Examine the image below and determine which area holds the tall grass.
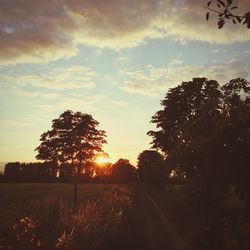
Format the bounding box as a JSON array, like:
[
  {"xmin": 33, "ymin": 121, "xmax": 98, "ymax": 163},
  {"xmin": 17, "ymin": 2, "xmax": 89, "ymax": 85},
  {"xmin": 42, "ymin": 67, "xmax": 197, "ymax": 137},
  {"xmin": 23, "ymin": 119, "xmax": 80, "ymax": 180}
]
[{"xmin": 0, "ymin": 187, "xmax": 133, "ymax": 250}]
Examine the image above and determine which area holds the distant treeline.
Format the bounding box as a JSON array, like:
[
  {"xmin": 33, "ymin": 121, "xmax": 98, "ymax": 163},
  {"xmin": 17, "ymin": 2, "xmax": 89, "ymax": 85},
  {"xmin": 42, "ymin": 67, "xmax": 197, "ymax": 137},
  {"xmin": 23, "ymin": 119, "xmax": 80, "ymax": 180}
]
[
  {"xmin": 0, "ymin": 157, "xmax": 183, "ymax": 185},
  {"xmin": 0, "ymin": 159, "xmax": 141, "ymax": 184}
]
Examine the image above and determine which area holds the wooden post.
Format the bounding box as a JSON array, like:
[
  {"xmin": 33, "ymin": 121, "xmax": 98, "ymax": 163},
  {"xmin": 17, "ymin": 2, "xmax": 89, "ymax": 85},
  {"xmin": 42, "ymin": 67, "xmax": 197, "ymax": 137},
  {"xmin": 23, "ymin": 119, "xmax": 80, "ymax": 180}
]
[{"xmin": 73, "ymin": 165, "xmax": 78, "ymax": 213}]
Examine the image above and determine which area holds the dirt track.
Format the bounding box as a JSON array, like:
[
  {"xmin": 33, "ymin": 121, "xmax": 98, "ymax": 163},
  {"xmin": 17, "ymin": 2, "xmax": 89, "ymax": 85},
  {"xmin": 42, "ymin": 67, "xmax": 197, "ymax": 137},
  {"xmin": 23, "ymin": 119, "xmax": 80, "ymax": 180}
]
[{"xmin": 138, "ymin": 186, "xmax": 192, "ymax": 250}]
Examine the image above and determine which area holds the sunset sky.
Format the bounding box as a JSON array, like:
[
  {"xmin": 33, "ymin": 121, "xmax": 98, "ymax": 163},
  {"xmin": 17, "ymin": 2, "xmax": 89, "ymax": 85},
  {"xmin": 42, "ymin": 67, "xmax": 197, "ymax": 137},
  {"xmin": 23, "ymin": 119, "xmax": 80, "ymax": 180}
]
[{"xmin": 0, "ymin": 0, "xmax": 250, "ymax": 165}]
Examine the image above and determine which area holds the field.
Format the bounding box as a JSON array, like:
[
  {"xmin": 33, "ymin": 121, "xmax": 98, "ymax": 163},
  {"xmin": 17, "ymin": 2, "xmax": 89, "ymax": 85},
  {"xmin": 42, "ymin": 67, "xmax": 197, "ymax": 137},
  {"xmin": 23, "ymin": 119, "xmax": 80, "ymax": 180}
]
[
  {"xmin": 1, "ymin": 183, "xmax": 249, "ymax": 250},
  {"xmin": 0, "ymin": 183, "xmax": 135, "ymax": 250},
  {"xmin": 0, "ymin": 183, "xmax": 211, "ymax": 250},
  {"xmin": 0, "ymin": 183, "xmax": 113, "ymax": 206}
]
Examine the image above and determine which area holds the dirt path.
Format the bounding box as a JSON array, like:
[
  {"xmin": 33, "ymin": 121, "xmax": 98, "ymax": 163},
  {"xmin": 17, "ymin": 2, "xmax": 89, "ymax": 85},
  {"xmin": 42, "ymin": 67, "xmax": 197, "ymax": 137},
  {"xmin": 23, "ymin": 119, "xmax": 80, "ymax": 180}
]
[{"xmin": 139, "ymin": 186, "xmax": 191, "ymax": 250}]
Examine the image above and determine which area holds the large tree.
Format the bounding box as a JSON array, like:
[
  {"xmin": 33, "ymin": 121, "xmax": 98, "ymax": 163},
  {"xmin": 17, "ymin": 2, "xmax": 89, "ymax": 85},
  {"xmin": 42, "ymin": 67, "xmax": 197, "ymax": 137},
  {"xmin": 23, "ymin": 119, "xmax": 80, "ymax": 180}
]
[
  {"xmin": 148, "ymin": 78, "xmax": 250, "ymax": 204},
  {"xmin": 35, "ymin": 110, "xmax": 106, "ymax": 210}
]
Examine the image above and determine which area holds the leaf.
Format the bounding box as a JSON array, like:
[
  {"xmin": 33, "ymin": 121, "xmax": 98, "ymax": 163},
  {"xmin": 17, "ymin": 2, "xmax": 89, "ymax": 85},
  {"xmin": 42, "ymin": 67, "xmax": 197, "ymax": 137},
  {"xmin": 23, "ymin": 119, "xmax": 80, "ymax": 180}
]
[
  {"xmin": 206, "ymin": 12, "xmax": 210, "ymax": 21},
  {"xmin": 227, "ymin": 0, "xmax": 233, "ymax": 6},
  {"xmin": 207, "ymin": 1, "xmax": 212, "ymax": 7},
  {"xmin": 230, "ymin": 6, "xmax": 238, "ymax": 10},
  {"xmin": 217, "ymin": 0, "xmax": 225, "ymax": 7},
  {"xmin": 218, "ymin": 19, "xmax": 225, "ymax": 29},
  {"xmin": 235, "ymin": 16, "xmax": 241, "ymax": 23},
  {"xmin": 245, "ymin": 12, "xmax": 250, "ymax": 28}
]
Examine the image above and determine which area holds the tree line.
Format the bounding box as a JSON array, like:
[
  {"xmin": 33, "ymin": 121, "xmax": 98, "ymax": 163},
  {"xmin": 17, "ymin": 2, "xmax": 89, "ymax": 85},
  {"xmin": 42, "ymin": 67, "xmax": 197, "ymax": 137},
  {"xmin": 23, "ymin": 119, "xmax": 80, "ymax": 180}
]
[{"xmin": 1, "ymin": 158, "xmax": 137, "ymax": 184}]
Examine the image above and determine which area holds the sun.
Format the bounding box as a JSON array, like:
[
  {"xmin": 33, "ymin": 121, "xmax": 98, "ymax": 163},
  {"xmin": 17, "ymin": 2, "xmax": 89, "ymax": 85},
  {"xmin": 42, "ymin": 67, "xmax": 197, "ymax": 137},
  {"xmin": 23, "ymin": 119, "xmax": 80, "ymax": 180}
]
[
  {"xmin": 95, "ymin": 156, "xmax": 110, "ymax": 164},
  {"xmin": 94, "ymin": 153, "xmax": 111, "ymax": 166}
]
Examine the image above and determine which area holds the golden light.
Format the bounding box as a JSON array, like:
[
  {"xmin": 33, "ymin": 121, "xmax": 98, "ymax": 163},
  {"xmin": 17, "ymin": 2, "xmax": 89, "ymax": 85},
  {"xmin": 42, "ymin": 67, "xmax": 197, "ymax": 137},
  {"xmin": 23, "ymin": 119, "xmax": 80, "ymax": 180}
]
[
  {"xmin": 94, "ymin": 153, "xmax": 111, "ymax": 166},
  {"xmin": 95, "ymin": 156, "xmax": 110, "ymax": 164}
]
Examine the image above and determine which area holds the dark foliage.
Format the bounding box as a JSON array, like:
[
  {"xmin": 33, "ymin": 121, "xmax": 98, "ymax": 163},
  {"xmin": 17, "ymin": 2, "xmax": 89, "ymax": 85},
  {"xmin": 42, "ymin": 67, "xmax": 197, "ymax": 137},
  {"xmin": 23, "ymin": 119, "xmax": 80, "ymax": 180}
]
[
  {"xmin": 4, "ymin": 162, "xmax": 58, "ymax": 182},
  {"xmin": 35, "ymin": 110, "xmax": 106, "ymax": 210},
  {"xmin": 109, "ymin": 159, "xmax": 136, "ymax": 183},
  {"xmin": 148, "ymin": 77, "xmax": 250, "ymax": 207},
  {"xmin": 205, "ymin": 0, "xmax": 250, "ymax": 28},
  {"xmin": 137, "ymin": 150, "xmax": 165, "ymax": 186}
]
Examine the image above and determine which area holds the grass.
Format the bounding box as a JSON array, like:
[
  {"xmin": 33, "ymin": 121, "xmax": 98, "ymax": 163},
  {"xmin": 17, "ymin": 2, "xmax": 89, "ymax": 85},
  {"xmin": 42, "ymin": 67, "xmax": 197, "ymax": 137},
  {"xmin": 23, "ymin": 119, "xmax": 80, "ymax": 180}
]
[
  {"xmin": 0, "ymin": 183, "xmax": 134, "ymax": 250},
  {"xmin": 0, "ymin": 183, "xmax": 111, "ymax": 205}
]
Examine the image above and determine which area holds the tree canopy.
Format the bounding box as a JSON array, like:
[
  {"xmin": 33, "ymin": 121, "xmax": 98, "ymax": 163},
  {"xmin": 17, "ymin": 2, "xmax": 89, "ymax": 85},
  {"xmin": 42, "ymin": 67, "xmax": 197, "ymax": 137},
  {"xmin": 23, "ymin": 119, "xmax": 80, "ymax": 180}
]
[
  {"xmin": 137, "ymin": 150, "xmax": 165, "ymax": 185},
  {"xmin": 35, "ymin": 110, "xmax": 106, "ymax": 165},
  {"xmin": 148, "ymin": 78, "xmax": 250, "ymax": 204},
  {"xmin": 35, "ymin": 110, "xmax": 107, "ymax": 209},
  {"xmin": 110, "ymin": 159, "xmax": 136, "ymax": 183}
]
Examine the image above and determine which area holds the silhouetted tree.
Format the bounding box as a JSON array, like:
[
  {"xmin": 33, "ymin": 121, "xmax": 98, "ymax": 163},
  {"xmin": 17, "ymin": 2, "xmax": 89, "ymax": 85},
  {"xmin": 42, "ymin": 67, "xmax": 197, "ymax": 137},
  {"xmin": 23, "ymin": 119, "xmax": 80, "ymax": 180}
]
[
  {"xmin": 137, "ymin": 150, "xmax": 165, "ymax": 186},
  {"xmin": 35, "ymin": 110, "xmax": 106, "ymax": 210},
  {"xmin": 148, "ymin": 77, "xmax": 250, "ymax": 203},
  {"xmin": 221, "ymin": 78, "xmax": 250, "ymax": 215},
  {"xmin": 110, "ymin": 159, "xmax": 136, "ymax": 183},
  {"xmin": 205, "ymin": 0, "xmax": 250, "ymax": 28}
]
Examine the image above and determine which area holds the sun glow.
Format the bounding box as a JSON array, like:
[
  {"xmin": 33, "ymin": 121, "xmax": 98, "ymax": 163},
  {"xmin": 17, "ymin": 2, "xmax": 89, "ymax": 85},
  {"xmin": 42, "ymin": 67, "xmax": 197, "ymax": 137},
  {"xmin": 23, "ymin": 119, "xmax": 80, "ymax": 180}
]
[
  {"xmin": 94, "ymin": 153, "xmax": 111, "ymax": 166},
  {"xmin": 95, "ymin": 156, "xmax": 110, "ymax": 164}
]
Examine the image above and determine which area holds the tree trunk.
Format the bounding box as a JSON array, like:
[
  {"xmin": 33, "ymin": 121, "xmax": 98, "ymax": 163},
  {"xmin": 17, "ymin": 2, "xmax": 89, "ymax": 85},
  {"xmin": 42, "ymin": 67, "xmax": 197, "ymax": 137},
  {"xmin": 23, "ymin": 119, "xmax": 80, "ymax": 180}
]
[{"xmin": 73, "ymin": 165, "xmax": 78, "ymax": 213}]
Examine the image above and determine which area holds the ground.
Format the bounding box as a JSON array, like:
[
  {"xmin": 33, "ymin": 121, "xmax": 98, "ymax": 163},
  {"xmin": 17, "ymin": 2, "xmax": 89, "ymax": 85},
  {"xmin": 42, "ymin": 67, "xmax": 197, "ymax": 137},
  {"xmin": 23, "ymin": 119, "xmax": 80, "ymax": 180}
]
[
  {"xmin": 0, "ymin": 183, "xmax": 193, "ymax": 249},
  {"xmin": 0, "ymin": 183, "xmax": 247, "ymax": 250}
]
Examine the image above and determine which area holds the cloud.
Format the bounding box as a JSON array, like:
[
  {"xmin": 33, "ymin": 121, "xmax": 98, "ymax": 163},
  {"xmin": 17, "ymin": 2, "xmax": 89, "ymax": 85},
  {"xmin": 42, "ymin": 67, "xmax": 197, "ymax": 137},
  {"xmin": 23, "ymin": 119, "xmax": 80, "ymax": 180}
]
[
  {"xmin": 155, "ymin": 0, "xmax": 250, "ymax": 44},
  {"xmin": 169, "ymin": 58, "xmax": 184, "ymax": 66},
  {"xmin": 120, "ymin": 66, "xmax": 169, "ymax": 97},
  {"xmin": 211, "ymin": 48, "xmax": 227, "ymax": 53},
  {"xmin": 32, "ymin": 93, "xmax": 107, "ymax": 116},
  {"xmin": 2, "ymin": 65, "xmax": 96, "ymax": 90},
  {"xmin": 0, "ymin": 0, "xmax": 249, "ymax": 65},
  {"xmin": 120, "ymin": 55, "xmax": 250, "ymax": 96},
  {"xmin": 13, "ymin": 89, "xmax": 61, "ymax": 99},
  {"xmin": 116, "ymin": 56, "xmax": 128, "ymax": 62}
]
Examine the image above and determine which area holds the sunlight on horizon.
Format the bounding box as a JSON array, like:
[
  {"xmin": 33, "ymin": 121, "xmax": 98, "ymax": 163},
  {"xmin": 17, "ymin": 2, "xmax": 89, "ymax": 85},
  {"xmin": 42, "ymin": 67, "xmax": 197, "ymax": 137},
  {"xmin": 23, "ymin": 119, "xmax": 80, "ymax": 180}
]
[{"xmin": 94, "ymin": 153, "xmax": 112, "ymax": 166}]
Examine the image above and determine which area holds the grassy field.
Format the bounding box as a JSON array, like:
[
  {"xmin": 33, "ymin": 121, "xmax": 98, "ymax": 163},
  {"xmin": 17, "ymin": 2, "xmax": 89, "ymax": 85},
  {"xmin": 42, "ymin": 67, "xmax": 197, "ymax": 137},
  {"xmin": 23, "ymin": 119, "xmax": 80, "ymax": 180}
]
[
  {"xmin": 1, "ymin": 183, "xmax": 248, "ymax": 250},
  {"xmin": 0, "ymin": 183, "xmax": 134, "ymax": 250},
  {"xmin": 0, "ymin": 183, "xmax": 113, "ymax": 206}
]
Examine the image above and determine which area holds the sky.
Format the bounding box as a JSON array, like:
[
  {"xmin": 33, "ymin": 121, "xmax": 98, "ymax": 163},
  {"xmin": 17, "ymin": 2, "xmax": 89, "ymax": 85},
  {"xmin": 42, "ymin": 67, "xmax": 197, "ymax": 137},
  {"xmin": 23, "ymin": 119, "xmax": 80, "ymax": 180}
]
[{"xmin": 0, "ymin": 0, "xmax": 250, "ymax": 166}]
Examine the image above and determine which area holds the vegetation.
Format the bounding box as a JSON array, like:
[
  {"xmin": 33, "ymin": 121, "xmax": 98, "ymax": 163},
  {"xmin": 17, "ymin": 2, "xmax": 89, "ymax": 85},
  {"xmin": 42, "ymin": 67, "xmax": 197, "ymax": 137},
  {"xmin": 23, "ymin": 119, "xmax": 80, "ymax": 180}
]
[
  {"xmin": 137, "ymin": 150, "xmax": 165, "ymax": 185},
  {"xmin": 0, "ymin": 183, "xmax": 133, "ymax": 250},
  {"xmin": 35, "ymin": 110, "xmax": 106, "ymax": 210},
  {"xmin": 109, "ymin": 159, "xmax": 136, "ymax": 184},
  {"xmin": 148, "ymin": 77, "xmax": 250, "ymax": 207},
  {"xmin": 205, "ymin": 0, "xmax": 250, "ymax": 28}
]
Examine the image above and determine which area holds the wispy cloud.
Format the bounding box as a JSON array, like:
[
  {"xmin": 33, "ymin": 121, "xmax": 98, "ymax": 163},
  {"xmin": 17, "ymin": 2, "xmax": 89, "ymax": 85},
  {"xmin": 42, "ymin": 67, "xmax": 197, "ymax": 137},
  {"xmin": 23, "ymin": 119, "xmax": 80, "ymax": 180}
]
[
  {"xmin": 2, "ymin": 65, "xmax": 96, "ymax": 90},
  {"xmin": 120, "ymin": 55, "xmax": 250, "ymax": 96},
  {"xmin": 33, "ymin": 92, "xmax": 106, "ymax": 110},
  {"xmin": 0, "ymin": 0, "xmax": 249, "ymax": 65},
  {"xmin": 120, "ymin": 66, "xmax": 169, "ymax": 97},
  {"xmin": 211, "ymin": 48, "xmax": 227, "ymax": 53},
  {"xmin": 116, "ymin": 56, "xmax": 128, "ymax": 62}
]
